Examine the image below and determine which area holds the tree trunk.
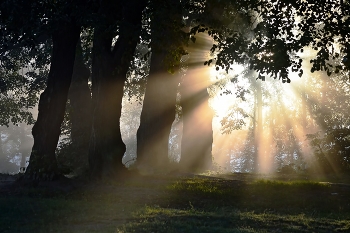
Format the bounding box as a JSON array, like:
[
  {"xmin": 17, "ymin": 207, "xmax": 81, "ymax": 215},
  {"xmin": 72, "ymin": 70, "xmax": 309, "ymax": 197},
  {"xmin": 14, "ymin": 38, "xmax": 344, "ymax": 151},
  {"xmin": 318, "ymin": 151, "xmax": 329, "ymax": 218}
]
[
  {"xmin": 136, "ymin": 0, "xmax": 183, "ymax": 171},
  {"xmin": 67, "ymin": 39, "xmax": 92, "ymax": 173},
  {"xmin": 89, "ymin": 0, "xmax": 146, "ymax": 178},
  {"xmin": 25, "ymin": 24, "xmax": 80, "ymax": 180},
  {"xmin": 254, "ymin": 78, "xmax": 262, "ymax": 173},
  {"xmin": 179, "ymin": 32, "xmax": 214, "ymax": 172},
  {"xmin": 137, "ymin": 52, "xmax": 180, "ymax": 170}
]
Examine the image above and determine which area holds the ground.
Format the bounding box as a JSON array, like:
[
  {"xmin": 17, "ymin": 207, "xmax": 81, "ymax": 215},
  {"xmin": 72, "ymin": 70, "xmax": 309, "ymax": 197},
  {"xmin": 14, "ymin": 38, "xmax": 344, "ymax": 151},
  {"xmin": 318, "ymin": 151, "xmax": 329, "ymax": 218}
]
[{"xmin": 0, "ymin": 172, "xmax": 350, "ymax": 232}]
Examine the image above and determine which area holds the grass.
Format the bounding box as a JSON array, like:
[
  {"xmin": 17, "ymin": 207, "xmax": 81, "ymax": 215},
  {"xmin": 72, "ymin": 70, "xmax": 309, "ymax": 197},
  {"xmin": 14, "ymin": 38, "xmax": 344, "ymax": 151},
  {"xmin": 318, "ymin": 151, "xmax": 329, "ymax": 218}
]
[{"xmin": 0, "ymin": 173, "xmax": 349, "ymax": 232}]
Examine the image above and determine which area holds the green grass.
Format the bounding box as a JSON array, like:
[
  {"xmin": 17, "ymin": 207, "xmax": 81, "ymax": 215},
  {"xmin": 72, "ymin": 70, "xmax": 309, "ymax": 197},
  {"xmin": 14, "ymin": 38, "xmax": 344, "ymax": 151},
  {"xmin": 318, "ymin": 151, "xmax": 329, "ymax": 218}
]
[
  {"xmin": 118, "ymin": 206, "xmax": 350, "ymax": 233},
  {"xmin": 1, "ymin": 174, "xmax": 349, "ymax": 232}
]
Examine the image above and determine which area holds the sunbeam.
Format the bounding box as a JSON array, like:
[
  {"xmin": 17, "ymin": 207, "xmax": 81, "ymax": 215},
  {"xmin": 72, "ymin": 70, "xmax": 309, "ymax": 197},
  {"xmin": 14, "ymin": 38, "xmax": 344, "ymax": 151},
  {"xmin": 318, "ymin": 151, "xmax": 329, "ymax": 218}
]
[{"xmin": 206, "ymin": 50, "xmax": 350, "ymax": 174}]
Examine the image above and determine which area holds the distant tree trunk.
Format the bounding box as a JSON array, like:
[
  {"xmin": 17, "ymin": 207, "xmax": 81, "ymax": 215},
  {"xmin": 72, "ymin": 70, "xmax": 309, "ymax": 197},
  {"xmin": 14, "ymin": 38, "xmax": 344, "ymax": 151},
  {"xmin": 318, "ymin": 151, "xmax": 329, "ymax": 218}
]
[
  {"xmin": 18, "ymin": 126, "xmax": 29, "ymax": 172},
  {"xmin": 179, "ymin": 32, "xmax": 214, "ymax": 172},
  {"xmin": 89, "ymin": 0, "xmax": 146, "ymax": 178},
  {"xmin": 25, "ymin": 23, "xmax": 80, "ymax": 180},
  {"xmin": 301, "ymin": 82, "xmax": 307, "ymax": 132},
  {"xmin": 252, "ymin": 82, "xmax": 257, "ymax": 172},
  {"xmin": 0, "ymin": 130, "xmax": 4, "ymax": 172},
  {"xmin": 254, "ymin": 78, "xmax": 262, "ymax": 172},
  {"xmin": 298, "ymin": 78, "xmax": 308, "ymax": 161},
  {"xmin": 67, "ymin": 39, "xmax": 92, "ymax": 172},
  {"xmin": 136, "ymin": 0, "xmax": 183, "ymax": 171}
]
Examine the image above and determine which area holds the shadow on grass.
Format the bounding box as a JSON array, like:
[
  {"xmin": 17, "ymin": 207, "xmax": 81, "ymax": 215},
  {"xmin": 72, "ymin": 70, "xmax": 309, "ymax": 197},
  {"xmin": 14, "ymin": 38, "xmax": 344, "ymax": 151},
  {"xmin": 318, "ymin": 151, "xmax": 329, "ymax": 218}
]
[{"xmin": 0, "ymin": 177, "xmax": 154, "ymax": 233}]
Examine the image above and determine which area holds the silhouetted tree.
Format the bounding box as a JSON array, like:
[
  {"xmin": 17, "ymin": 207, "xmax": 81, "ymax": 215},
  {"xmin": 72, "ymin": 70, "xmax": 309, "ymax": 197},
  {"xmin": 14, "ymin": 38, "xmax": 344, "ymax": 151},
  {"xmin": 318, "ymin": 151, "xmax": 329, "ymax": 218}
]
[
  {"xmin": 179, "ymin": 32, "xmax": 214, "ymax": 172},
  {"xmin": 88, "ymin": 0, "xmax": 147, "ymax": 178},
  {"xmin": 137, "ymin": 0, "xmax": 185, "ymax": 171},
  {"xmin": 1, "ymin": 0, "xmax": 350, "ymax": 179}
]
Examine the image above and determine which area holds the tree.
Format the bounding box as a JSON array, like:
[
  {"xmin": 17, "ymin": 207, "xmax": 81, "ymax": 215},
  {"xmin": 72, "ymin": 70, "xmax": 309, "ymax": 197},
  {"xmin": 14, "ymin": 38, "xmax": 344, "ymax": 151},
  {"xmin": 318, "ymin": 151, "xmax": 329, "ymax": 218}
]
[
  {"xmin": 88, "ymin": 0, "xmax": 147, "ymax": 178},
  {"xmin": 137, "ymin": 0, "xmax": 249, "ymax": 172},
  {"xmin": 305, "ymin": 68, "xmax": 350, "ymax": 173},
  {"xmin": 25, "ymin": 22, "xmax": 81, "ymax": 180},
  {"xmin": 1, "ymin": 0, "xmax": 349, "ymax": 179},
  {"xmin": 136, "ymin": 0, "xmax": 185, "ymax": 171},
  {"xmin": 0, "ymin": 0, "xmax": 92, "ymax": 180},
  {"xmin": 179, "ymin": 32, "xmax": 214, "ymax": 172},
  {"xmin": 56, "ymin": 37, "xmax": 92, "ymax": 175}
]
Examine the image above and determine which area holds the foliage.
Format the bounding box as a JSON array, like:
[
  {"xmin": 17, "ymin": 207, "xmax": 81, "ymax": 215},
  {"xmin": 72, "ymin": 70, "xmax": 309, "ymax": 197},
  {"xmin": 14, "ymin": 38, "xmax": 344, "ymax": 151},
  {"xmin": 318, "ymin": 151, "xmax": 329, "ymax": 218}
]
[
  {"xmin": 0, "ymin": 0, "xmax": 94, "ymax": 127},
  {"xmin": 124, "ymin": 43, "xmax": 150, "ymax": 103},
  {"xmin": 307, "ymin": 129, "xmax": 350, "ymax": 173},
  {"xmin": 186, "ymin": 0, "xmax": 350, "ymax": 84},
  {"xmin": 56, "ymin": 139, "xmax": 88, "ymax": 175},
  {"xmin": 0, "ymin": 48, "xmax": 48, "ymax": 126}
]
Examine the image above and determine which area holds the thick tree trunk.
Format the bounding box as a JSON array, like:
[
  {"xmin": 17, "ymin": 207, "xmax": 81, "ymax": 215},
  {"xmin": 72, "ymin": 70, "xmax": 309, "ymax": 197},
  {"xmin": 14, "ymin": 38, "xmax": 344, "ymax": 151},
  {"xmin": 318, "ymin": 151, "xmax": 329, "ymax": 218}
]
[
  {"xmin": 136, "ymin": 0, "xmax": 183, "ymax": 171},
  {"xmin": 179, "ymin": 32, "xmax": 214, "ymax": 172},
  {"xmin": 180, "ymin": 88, "xmax": 213, "ymax": 172},
  {"xmin": 89, "ymin": 0, "xmax": 146, "ymax": 178},
  {"xmin": 25, "ymin": 24, "xmax": 80, "ymax": 180},
  {"xmin": 89, "ymin": 52, "xmax": 126, "ymax": 178},
  {"xmin": 137, "ymin": 52, "xmax": 180, "ymax": 170},
  {"xmin": 67, "ymin": 39, "xmax": 92, "ymax": 173}
]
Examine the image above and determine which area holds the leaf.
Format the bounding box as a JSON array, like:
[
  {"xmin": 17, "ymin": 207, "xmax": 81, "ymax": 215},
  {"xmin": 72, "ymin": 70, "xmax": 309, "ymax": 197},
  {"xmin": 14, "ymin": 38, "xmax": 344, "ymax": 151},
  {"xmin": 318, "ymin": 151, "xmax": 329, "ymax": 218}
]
[{"xmin": 298, "ymin": 69, "xmax": 303, "ymax": 77}]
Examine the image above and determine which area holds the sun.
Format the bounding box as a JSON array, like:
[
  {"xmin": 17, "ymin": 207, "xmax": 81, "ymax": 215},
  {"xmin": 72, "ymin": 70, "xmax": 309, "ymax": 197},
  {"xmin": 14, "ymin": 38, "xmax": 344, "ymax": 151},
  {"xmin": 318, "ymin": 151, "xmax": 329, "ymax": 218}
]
[{"xmin": 210, "ymin": 94, "xmax": 231, "ymax": 116}]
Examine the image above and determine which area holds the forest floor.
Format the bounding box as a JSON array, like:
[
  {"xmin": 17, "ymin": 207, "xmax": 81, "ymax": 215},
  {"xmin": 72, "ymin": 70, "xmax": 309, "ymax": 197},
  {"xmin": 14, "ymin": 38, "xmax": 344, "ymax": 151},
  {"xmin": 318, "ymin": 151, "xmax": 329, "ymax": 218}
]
[{"xmin": 0, "ymin": 172, "xmax": 350, "ymax": 233}]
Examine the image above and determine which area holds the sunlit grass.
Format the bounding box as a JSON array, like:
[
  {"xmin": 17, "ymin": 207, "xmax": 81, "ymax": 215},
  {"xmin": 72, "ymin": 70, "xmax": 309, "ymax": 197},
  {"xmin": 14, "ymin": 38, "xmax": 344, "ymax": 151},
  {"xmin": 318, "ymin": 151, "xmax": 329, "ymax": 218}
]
[
  {"xmin": 167, "ymin": 177, "xmax": 349, "ymax": 215},
  {"xmin": 169, "ymin": 178, "xmax": 222, "ymax": 194},
  {"xmin": 252, "ymin": 179, "xmax": 331, "ymax": 188},
  {"xmin": 118, "ymin": 205, "xmax": 350, "ymax": 233}
]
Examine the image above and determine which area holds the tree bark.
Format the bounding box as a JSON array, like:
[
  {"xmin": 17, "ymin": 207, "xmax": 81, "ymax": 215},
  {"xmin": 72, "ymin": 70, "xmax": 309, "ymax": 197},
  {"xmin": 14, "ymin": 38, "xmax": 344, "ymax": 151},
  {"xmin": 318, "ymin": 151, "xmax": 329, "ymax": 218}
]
[
  {"xmin": 25, "ymin": 24, "xmax": 80, "ymax": 180},
  {"xmin": 254, "ymin": 78, "xmax": 262, "ymax": 173},
  {"xmin": 179, "ymin": 32, "xmax": 214, "ymax": 172},
  {"xmin": 89, "ymin": 0, "xmax": 146, "ymax": 178},
  {"xmin": 137, "ymin": 52, "xmax": 180, "ymax": 170},
  {"xmin": 180, "ymin": 88, "xmax": 214, "ymax": 172},
  {"xmin": 67, "ymin": 39, "xmax": 92, "ymax": 173},
  {"xmin": 136, "ymin": 0, "xmax": 183, "ymax": 171}
]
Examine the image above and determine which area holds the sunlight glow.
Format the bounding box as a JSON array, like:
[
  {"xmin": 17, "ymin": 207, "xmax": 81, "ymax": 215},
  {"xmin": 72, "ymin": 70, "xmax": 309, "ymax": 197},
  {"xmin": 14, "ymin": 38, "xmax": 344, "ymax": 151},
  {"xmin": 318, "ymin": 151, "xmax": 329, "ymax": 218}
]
[
  {"xmin": 208, "ymin": 46, "xmax": 349, "ymax": 174},
  {"xmin": 119, "ymin": 33, "xmax": 349, "ymax": 175}
]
